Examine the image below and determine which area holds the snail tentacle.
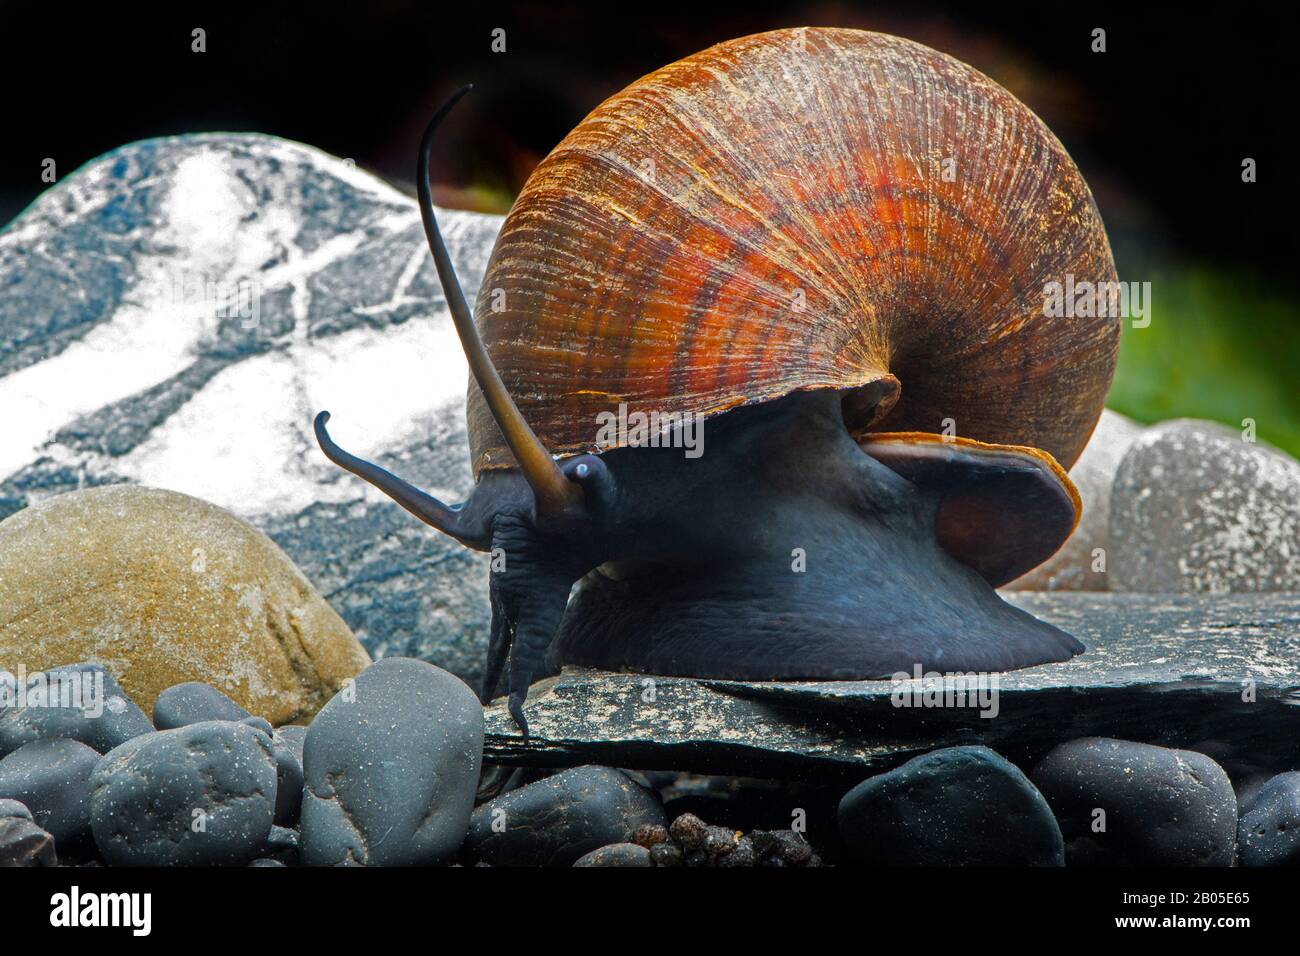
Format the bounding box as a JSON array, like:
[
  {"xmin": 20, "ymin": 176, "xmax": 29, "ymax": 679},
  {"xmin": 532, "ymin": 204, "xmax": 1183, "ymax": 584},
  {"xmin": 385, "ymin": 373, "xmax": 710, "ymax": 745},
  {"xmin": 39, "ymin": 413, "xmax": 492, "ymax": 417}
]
[
  {"xmin": 417, "ymin": 87, "xmax": 584, "ymax": 521},
  {"xmin": 313, "ymin": 411, "xmax": 490, "ymax": 548}
]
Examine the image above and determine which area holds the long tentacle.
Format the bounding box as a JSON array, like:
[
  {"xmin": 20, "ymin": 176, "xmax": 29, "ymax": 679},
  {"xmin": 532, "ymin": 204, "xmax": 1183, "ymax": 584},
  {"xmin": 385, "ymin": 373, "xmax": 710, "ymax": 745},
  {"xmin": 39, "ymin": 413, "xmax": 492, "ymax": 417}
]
[
  {"xmin": 416, "ymin": 87, "xmax": 583, "ymax": 520},
  {"xmin": 314, "ymin": 411, "xmax": 488, "ymax": 549}
]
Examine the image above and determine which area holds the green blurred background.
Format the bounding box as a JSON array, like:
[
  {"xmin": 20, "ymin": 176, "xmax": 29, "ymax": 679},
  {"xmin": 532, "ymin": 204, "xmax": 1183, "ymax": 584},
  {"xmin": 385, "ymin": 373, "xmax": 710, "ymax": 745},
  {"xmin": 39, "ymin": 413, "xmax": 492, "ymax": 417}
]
[{"xmin": 1107, "ymin": 266, "xmax": 1298, "ymax": 456}]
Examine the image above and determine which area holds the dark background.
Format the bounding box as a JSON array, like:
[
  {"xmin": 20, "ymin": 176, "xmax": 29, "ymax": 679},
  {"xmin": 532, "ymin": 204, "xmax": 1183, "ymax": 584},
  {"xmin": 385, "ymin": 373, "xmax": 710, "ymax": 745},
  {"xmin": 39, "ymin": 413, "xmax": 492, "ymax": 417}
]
[{"xmin": 1, "ymin": 0, "xmax": 1295, "ymax": 448}]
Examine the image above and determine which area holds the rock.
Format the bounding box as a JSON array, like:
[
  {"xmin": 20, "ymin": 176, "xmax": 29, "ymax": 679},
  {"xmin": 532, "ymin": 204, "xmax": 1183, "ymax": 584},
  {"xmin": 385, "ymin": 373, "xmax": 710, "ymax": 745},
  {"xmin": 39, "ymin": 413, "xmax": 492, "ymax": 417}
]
[
  {"xmin": 261, "ymin": 825, "xmax": 301, "ymax": 866},
  {"xmin": 0, "ymin": 133, "xmax": 502, "ymax": 686},
  {"xmin": 0, "ymin": 814, "xmax": 56, "ymax": 866},
  {"xmin": 749, "ymin": 828, "xmax": 822, "ymax": 866},
  {"xmin": 648, "ymin": 841, "xmax": 683, "ymax": 866},
  {"xmin": 272, "ymin": 725, "xmax": 307, "ymax": 766},
  {"xmin": 241, "ymin": 717, "xmax": 275, "ymax": 735},
  {"xmin": 1008, "ymin": 410, "xmax": 1144, "ymax": 590},
  {"xmin": 483, "ymin": 593, "xmax": 1300, "ymax": 781},
  {"xmin": 633, "ymin": 812, "xmax": 821, "ymax": 867},
  {"xmin": 89, "ymin": 721, "xmax": 279, "ymax": 866},
  {"xmin": 153, "ymin": 682, "xmax": 252, "ymax": 729},
  {"xmin": 573, "ymin": 843, "xmax": 652, "ymax": 867},
  {"xmin": 0, "ymin": 738, "xmax": 99, "ymax": 851},
  {"xmin": 1031, "ymin": 737, "xmax": 1237, "ymax": 866},
  {"xmin": 300, "ymin": 657, "xmax": 483, "ymax": 866},
  {"xmin": 667, "ymin": 813, "xmax": 757, "ymax": 867},
  {"xmin": 249, "ymin": 858, "xmax": 286, "ymax": 867},
  {"xmin": 0, "ymin": 486, "xmax": 371, "ymax": 725},
  {"xmin": 838, "ymin": 746, "xmax": 1063, "ymax": 865},
  {"xmin": 1237, "ymin": 771, "xmax": 1300, "ymax": 866},
  {"xmin": 269, "ymin": 735, "xmax": 304, "ymax": 828},
  {"xmin": 0, "ymin": 662, "xmax": 152, "ymax": 758},
  {"xmin": 463, "ymin": 765, "xmax": 666, "ymax": 867},
  {"xmin": 0, "ymin": 798, "xmax": 32, "ymax": 819},
  {"xmin": 1110, "ymin": 419, "xmax": 1300, "ymax": 592}
]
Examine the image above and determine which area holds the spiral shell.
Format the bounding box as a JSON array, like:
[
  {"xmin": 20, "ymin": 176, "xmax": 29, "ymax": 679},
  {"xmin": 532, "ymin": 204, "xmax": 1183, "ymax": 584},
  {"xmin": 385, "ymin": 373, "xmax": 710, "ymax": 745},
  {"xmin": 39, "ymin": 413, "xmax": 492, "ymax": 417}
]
[{"xmin": 468, "ymin": 28, "xmax": 1119, "ymax": 475}]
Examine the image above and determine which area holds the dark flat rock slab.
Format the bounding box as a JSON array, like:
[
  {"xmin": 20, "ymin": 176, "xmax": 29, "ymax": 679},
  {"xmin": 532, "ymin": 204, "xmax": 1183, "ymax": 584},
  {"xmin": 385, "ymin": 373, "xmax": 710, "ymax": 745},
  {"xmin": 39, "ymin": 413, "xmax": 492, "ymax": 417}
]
[{"xmin": 483, "ymin": 593, "xmax": 1300, "ymax": 781}]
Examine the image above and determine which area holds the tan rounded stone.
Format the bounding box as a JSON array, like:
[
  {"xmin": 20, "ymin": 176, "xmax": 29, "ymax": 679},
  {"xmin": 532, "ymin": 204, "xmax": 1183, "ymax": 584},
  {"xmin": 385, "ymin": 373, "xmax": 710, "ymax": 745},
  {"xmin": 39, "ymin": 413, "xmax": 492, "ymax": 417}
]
[{"xmin": 0, "ymin": 486, "xmax": 369, "ymax": 724}]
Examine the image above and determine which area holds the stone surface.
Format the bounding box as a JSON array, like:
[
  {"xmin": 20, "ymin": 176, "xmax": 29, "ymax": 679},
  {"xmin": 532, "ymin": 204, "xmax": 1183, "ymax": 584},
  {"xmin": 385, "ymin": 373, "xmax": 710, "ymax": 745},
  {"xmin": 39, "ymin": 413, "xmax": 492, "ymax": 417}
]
[
  {"xmin": 838, "ymin": 745, "xmax": 1063, "ymax": 865},
  {"xmin": 1110, "ymin": 419, "xmax": 1300, "ymax": 592},
  {"xmin": 0, "ymin": 486, "xmax": 371, "ymax": 725},
  {"xmin": 0, "ymin": 133, "xmax": 502, "ymax": 685},
  {"xmin": 269, "ymin": 734, "xmax": 304, "ymax": 828},
  {"xmin": 1237, "ymin": 771, "xmax": 1300, "ymax": 867},
  {"xmin": 260, "ymin": 824, "xmax": 301, "ymax": 866},
  {"xmin": 300, "ymin": 657, "xmax": 483, "ymax": 866},
  {"xmin": 0, "ymin": 738, "xmax": 99, "ymax": 851},
  {"xmin": 89, "ymin": 721, "xmax": 279, "ymax": 866},
  {"xmin": 0, "ymin": 814, "xmax": 56, "ymax": 866},
  {"xmin": 153, "ymin": 682, "xmax": 253, "ymax": 729},
  {"xmin": 463, "ymin": 765, "xmax": 665, "ymax": 867},
  {"xmin": 573, "ymin": 842, "xmax": 652, "ymax": 867},
  {"xmin": 1031, "ymin": 737, "xmax": 1237, "ymax": 866},
  {"xmin": 0, "ymin": 662, "xmax": 152, "ymax": 757},
  {"xmin": 0, "ymin": 798, "xmax": 31, "ymax": 819},
  {"xmin": 272, "ymin": 725, "xmax": 307, "ymax": 766},
  {"xmin": 483, "ymin": 592, "xmax": 1300, "ymax": 780},
  {"xmin": 241, "ymin": 716, "xmax": 275, "ymax": 735},
  {"xmin": 1008, "ymin": 409, "xmax": 1144, "ymax": 591}
]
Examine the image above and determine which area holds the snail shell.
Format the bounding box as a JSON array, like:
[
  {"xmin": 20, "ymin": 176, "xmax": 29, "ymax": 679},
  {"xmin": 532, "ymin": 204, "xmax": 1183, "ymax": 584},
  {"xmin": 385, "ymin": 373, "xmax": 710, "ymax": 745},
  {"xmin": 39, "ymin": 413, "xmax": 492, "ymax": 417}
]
[{"xmin": 469, "ymin": 27, "xmax": 1118, "ymax": 481}]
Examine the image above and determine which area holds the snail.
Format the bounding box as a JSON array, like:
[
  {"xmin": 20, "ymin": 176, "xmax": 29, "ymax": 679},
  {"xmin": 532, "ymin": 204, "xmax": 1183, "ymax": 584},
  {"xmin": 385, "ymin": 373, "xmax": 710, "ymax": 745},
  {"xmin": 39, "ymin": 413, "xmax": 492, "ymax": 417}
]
[{"xmin": 315, "ymin": 28, "xmax": 1119, "ymax": 733}]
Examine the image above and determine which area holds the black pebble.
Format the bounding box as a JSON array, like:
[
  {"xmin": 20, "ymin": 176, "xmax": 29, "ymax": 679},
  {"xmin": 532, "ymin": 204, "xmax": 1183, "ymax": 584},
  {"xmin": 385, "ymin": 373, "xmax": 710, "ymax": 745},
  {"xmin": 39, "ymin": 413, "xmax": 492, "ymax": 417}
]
[
  {"xmin": 463, "ymin": 765, "xmax": 666, "ymax": 867},
  {"xmin": 1237, "ymin": 771, "xmax": 1300, "ymax": 867},
  {"xmin": 272, "ymin": 725, "xmax": 307, "ymax": 766},
  {"xmin": 0, "ymin": 812, "xmax": 56, "ymax": 866},
  {"xmin": 1031, "ymin": 737, "xmax": 1237, "ymax": 866},
  {"xmin": 0, "ymin": 663, "xmax": 151, "ymax": 757},
  {"xmin": 89, "ymin": 721, "xmax": 279, "ymax": 866},
  {"xmin": 0, "ymin": 737, "xmax": 99, "ymax": 852},
  {"xmin": 300, "ymin": 657, "xmax": 483, "ymax": 866},
  {"xmin": 573, "ymin": 842, "xmax": 653, "ymax": 866},
  {"xmin": 0, "ymin": 798, "xmax": 32, "ymax": 819},
  {"xmin": 838, "ymin": 745, "xmax": 1064, "ymax": 866},
  {"xmin": 153, "ymin": 682, "xmax": 252, "ymax": 729}
]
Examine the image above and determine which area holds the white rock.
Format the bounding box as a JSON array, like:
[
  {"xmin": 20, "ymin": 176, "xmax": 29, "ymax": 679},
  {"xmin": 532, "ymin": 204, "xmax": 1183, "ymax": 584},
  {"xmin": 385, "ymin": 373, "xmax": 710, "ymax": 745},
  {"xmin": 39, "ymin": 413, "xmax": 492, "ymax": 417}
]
[
  {"xmin": 0, "ymin": 134, "xmax": 503, "ymax": 683},
  {"xmin": 1006, "ymin": 409, "xmax": 1145, "ymax": 590},
  {"xmin": 1109, "ymin": 419, "xmax": 1300, "ymax": 592}
]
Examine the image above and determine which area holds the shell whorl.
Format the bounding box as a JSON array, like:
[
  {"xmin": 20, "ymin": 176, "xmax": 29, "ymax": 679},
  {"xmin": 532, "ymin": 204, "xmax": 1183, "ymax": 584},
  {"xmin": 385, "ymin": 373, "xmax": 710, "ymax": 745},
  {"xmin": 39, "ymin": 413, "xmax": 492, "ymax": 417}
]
[{"xmin": 468, "ymin": 28, "xmax": 1119, "ymax": 476}]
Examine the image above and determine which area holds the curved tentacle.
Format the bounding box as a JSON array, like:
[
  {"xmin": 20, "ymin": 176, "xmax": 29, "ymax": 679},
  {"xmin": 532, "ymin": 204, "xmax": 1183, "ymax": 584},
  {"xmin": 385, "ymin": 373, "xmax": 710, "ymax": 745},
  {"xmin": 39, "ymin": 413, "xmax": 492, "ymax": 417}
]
[
  {"xmin": 314, "ymin": 411, "xmax": 490, "ymax": 549},
  {"xmin": 415, "ymin": 86, "xmax": 584, "ymax": 521}
]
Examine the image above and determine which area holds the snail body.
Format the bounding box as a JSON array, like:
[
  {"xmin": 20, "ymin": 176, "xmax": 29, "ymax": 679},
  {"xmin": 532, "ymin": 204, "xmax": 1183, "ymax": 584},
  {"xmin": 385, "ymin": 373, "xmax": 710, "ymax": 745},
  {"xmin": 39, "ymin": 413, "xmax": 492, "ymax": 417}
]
[{"xmin": 316, "ymin": 29, "xmax": 1120, "ymax": 732}]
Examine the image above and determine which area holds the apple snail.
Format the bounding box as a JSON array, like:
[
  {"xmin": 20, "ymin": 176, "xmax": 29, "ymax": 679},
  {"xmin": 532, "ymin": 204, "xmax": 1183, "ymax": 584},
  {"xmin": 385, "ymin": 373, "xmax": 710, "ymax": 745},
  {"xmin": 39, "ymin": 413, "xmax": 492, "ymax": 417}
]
[{"xmin": 315, "ymin": 28, "xmax": 1120, "ymax": 733}]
